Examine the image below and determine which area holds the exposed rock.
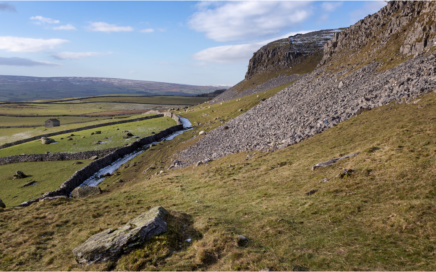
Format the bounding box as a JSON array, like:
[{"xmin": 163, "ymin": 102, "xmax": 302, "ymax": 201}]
[
  {"xmin": 92, "ymin": 141, "xmax": 102, "ymax": 145},
  {"xmin": 13, "ymin": 170, "xmax": 27, "ymax": 179},
  {"xmin": 22, "ymin": 180, "xmax": 37, "ymax": 187},
  {"xmin": 73, "ymin": 206, "xmax": 168, "ymax": 265},
  {"xmin": 338, "ymin": 169, "xmax": 354, "ymax": 178},
  {"xmin": 199, "ymin": 131, "xmax": 206, "ymax": 135},
  {"xmin": 71, "ymin": 186, "xmax": 102, "ymax": 198},
  {"xmin": 177, "ymin": 2, "xmax": 436, "ymax": 168},
  {"xmin": 41, "ymin": 137, "xmax": 55, "ymax": 145},
  {"xmin": 0, "ymin": 198, "xmax": 5, "ymax": 208},
  {"xmin": 236, "ymin": 235, "xmax": 248, "ymax": 247},
  {"xmin": 305, "ymin": 189, "xmax": 318, "ymax": 196},
  {"xmin": 312, "ymin": 152, "xmax": 360, "ymax": 170},
  {"xmin": 95, "ymin": 131, "xmax": 101, "ymax": 134},
  {"xmin": 89, "ymin": 155, "xmax": 98, "ymax": 160}
]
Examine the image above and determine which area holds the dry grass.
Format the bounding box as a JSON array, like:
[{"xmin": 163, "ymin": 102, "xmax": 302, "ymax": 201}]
[{"xmin": 0, "ymin": 91, "xmax": 435, "ymax": 271}]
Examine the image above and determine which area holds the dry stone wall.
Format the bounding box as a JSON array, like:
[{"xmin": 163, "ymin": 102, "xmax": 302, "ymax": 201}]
[
  {"xmin": 0, "ymin": 114, "xmax": 163, "ymax": 150},
  {"xmin": 19, "ymin": 123, "xmax": 184, "ymax": 206}
]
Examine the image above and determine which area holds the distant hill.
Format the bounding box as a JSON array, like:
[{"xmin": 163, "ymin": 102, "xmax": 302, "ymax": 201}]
[{"xmin": 0, "ymin": 75, "xmax": 224, "ymax": 101}]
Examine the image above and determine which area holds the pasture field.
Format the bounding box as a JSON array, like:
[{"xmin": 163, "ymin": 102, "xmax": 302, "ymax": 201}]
[
  {"xmin": 0, "ymin": 96, "xmax": 209, "ymax": 116},
  {"xmin": 0, "ymin": 117, "xmax": 177, "ymax": 157},
  {"xmin": 0, "ymin": 160, "xmax": 92, "ymax": 207},
  {"xmin": 0, "ymin": 114, "xmax": 153, "ymax": 145}
]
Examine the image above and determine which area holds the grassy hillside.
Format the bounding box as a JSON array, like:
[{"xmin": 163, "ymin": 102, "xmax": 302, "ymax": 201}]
[{"xmin": 0, "ymin": 87, "xmax": 434, "ymax": 270}]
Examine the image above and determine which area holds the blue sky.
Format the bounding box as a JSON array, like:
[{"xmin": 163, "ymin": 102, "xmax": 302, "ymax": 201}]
[{"xmin": 0, "ymin": 1, "xmax": 386, "ymax": 86}]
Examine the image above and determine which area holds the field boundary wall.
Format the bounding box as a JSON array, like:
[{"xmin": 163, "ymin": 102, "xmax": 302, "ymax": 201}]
[{"xmin": 0, "ymin": 114, "xmax": 164, "ymax": 150}]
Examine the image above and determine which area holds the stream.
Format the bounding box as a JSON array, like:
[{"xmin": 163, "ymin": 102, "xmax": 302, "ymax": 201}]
[{"xmin": 79, "ymin": 116, "xmax": 192, "ymax": 187}]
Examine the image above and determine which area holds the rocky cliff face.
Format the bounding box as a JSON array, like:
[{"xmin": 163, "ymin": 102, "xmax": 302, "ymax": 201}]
[
  {"xmin": 246, "ymin": 29, "xmax": 341, "ymax": 80},
  {"xmin": 321, "ymin": 1, "xmax": 436, "ymax": 66},
  {"xmin": 177, "ymin": 1, "xmax": 436, "ymax": 167}
]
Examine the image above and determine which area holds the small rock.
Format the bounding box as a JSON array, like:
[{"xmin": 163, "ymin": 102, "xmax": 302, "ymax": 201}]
[
  {"xmin": 338, "ymin": 169, "xmax": 354, "ymax": 178},
  {"xmin": 0, "ymin": 198, "xmax": 5, "ymax": 208},
  {"xmin": 236, "ymin": 235, "xmax": 248, "ymax": 247},
  {"xmin": 13, "ymin": 171, "xmax": 27, "ymax": 179},
  {"xmin": 73, "ymin": 161, "xmax": 83, "ymax": 165},
  {"xmin": 95, "ymin": 131, "xmax": 101, "ymax": 134},
  {"xmin": 22, "ymin": 180, "xmax": 37, "ymax": 187},
  {"xmin": 199, "ymin": 131, "xmax": 206, "ymax": 135},
  {"xmin": 305, "ymin": 189, "xmax": 318, "ymax": 196},
  {"xmin": 71, "ymin": 186, "xmax": 102, "ymax": 198},
  {"xmin": 89, "ymin": 156, "xmax": 98, "ymax": 160},
  {"xmin": 318, "ymin": 178, "xmax": 329, "ymax": 183},
  {"xmin": 41, "ymin": 137, "xmax": 55, "ymax": 145},
  {"xmin": 92, "ymin": 141, "xmax": 102, "ymax": 145}
]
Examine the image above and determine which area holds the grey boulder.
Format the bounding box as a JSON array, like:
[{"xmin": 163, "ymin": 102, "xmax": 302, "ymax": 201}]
[
  {"xmin": 71, "ymin": 186, "xmax": 101, "ymax": 198},
  {"xmin": 73, "ymin": 206, "xmax": 168, "ymax": 265}
]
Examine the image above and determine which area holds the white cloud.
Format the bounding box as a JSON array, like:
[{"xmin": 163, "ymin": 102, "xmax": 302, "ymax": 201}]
[
  {"xmin": 30, "ymin": 15, "xmax": 60, "ymax": 25},
  {"xmin": 0, "ymin": 36, "xmax": 68, "ymax": 53},
  {"xmin": 53, "ymin": 24, "xmax": 76, "ymax": 31},
  {"xmin": 140, "ymin": 28, "xmax": 154, "ymax": 33},
  {"xmin": 189, "ymin": 1, "xmax": 313, "ymax": 42},
  {"xmin": 52, "ymin": 51, "xmax": 112, "ymax": 60},
  {"xmin": 321, "ymin": 2, "xmax": 343, "ymax": 12},
  {"xmin": 0, "ymin": 57, "xmax": 57, "ymax": 66},
  {"xmin": 88, "ymin": 22, "xmax": 133, "ymax": 33},
  {"xmin": 192, "ymin": 31, "xmax": 311, "ymax": 63}
]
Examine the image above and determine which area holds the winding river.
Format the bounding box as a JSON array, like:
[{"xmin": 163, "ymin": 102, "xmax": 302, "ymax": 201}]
[{"xmin": 79, "ymin": 117, "xmax": 192, "ymax": 187}]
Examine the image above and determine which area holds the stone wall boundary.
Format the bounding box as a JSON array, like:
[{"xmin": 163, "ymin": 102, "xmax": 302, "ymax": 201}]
[
  {"xmin": 19, "ymin": 123, "xmax": 184, "ymax": 206},
  {"xmin": 0, "ymin": 114, "xmax": 164, "ymax": 150}
]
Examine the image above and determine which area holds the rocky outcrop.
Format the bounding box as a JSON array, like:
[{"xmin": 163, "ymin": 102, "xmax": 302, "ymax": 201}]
[
  {"xmin": 176, "ymin": 2, "xmax": 436, "ymax": 167},
  {"xmin": 321, "ymin": 1, "xmax": 436, "ymax": 65},
  {"xmin": 312, "ymin": 152, "xmax": 360, "ymax": 170},
  {"xmin": 73, "ymin": 206, "xmax": 168, "ymax": 265},
  {"xmin": 71, "ymin": 186, "xmax": 102, "ymax": 198},
  {"xmin": 246, "ymin": 29, "xmax": 341, "ymax": 80}
]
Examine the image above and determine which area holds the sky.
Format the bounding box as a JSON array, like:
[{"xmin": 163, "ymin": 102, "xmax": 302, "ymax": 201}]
[{"xmin": 0, "ymin": 1, "xmax": 386, "ymax": 86}]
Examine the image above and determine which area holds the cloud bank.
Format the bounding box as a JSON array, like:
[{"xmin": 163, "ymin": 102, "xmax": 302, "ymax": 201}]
[
  {"xmin": 0, "ymin": 36, "xmax": 68, "ymax": 52},
  {"xmin": 30, "ymin": 15, "xmax": 60, "ymax": 25},
  {"xmin": 53, "ymin": 51, "xmax": 111, "ymax": 60},
  {"xmin": 88, "ymin": 22, "xmax": 133, "ymax": 33},
  {"xmin": 189, "ymin": 1, "xmax": 312, "ymax": 42},
  {"xmin": 0, "ymin": 57, "xmax": 57, "ymax": 66},
  {"xmin": 193, "ymin": 31, "xmax": 310, "ymax": 63}
]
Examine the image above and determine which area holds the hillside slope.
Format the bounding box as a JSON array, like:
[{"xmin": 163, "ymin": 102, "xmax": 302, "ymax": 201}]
[
  {"xmin": 211, "ymin": 29, "xmax": 339, "ymax": 104},
  {"xmin": 0, "ymin": 76, "xmax": 221, "ymax": 102},
  {"xmin": 177, "ymin": 1, "xmax": 436, "ymax": 167}
]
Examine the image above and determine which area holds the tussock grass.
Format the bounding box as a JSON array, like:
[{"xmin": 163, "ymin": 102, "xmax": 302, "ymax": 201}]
[{"xmin": 0, "ymin": 92, "xmax": 435, "ymax": 270}]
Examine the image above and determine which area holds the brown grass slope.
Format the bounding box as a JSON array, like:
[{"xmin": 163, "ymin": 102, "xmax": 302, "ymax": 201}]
[{"xmin": 0, "ymin": 89, "xmax": 435, "ymax": 271}]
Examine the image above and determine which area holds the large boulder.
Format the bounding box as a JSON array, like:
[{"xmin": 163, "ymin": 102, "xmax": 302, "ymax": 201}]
[
  {"xmin": 73, "ymin": 206, "xmax": 168, "ymax": 265},
  {"xmin": 0, "ymin": 198, "xmax": 5, "ymax": 208},
  {"xmin": 71, "ymin": 186, "xmax": 102, "ymax": 198}
]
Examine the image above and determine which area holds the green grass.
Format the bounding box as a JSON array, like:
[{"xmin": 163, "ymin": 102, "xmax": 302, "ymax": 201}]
[
  {"xmin": 0, "ymin": 89, "xmax": 434, "ymax": 270},
  {"xmin": 0, "ymin": 96, "xmax": 210, "ymax": 116},
  {"xmin": 0, "ymin": 117, "xmax": 176, "ymax": 157},
  {"xmin": 0, "ymin": 160, "xmax": 92, "ymax": 206}
]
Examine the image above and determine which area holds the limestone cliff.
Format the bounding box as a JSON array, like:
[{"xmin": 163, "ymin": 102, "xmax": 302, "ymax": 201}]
[
  {"xmin": 177, "ymin": 1, "xmax": 436, "ymax": 167},
  {"xmin": 246, "ymin": 29, "xmax": 341, "ymax": 80}
]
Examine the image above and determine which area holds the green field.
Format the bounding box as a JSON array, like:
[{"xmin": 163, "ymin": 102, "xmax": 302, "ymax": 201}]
[
  {"xmin": 0, "ymin": 117, "xmax": 176, "ymax": 157},
  {"xmin": 0, "ymin": 160, "xmax": 92, "ymax": 206},
  {"xmin": 0, "ymin": 114, "xmax": 155, "ymax": 145},
  {"xmin": 0, "ymin": 96, "xmax": 209, "ymax": 116}
]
